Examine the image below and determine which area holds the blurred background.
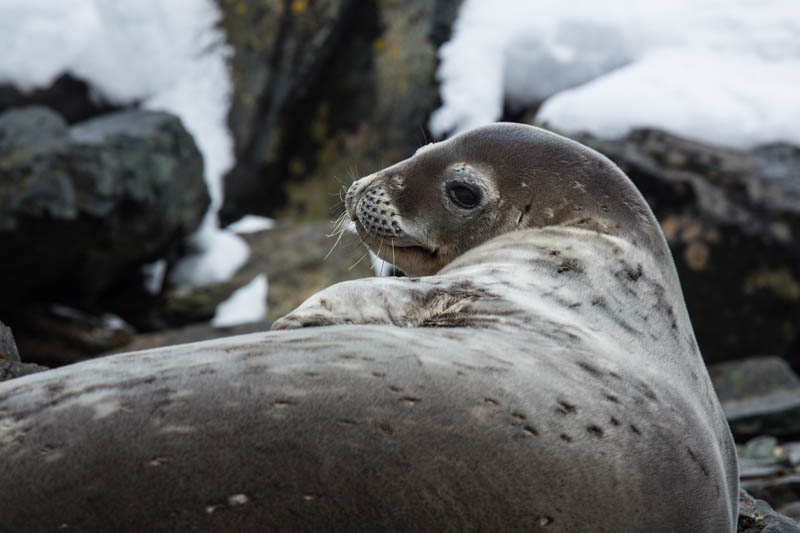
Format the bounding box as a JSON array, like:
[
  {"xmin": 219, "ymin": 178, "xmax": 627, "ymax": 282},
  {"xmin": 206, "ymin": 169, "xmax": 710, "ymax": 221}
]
[{"xmin": 1, "ymin": 0, "xmax": 800, "ymax": 513}]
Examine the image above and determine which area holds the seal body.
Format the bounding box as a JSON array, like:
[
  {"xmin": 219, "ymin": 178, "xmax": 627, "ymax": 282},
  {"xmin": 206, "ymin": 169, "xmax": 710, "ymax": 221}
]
[{"xmin": 0, "ymin": 124, "xmax": 738, "ymax": 532}]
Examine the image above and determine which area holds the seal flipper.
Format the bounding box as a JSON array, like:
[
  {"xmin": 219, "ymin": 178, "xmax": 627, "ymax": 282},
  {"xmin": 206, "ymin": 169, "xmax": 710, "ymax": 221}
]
[{"xmin": 272, "ymin": 276, "xmax": 504, "ymax": 330}]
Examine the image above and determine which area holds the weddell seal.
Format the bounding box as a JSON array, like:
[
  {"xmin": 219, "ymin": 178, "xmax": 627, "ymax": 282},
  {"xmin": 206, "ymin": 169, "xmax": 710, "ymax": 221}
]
[{"xmin": 0, "ymin": 123, "xmax": 737, "ymax": 532}]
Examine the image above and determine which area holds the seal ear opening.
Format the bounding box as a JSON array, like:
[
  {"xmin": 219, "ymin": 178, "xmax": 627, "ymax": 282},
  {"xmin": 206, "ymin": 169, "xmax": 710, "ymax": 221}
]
[{"xmin": 517, "ymin": 201, "xmax": 533, "ymax": 226}]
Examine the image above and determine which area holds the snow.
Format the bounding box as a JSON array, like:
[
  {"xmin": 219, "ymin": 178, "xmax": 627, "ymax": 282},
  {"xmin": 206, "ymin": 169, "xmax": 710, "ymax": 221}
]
[
  {"xmin": 369, "ymin": 251, "xmax": 395, "ymax": 277},
  {"xmin": 211, "ymin": 274, "xmax": 268, "ymax": 328},
  {"xmin": 141, "ymin": 259, "xmax": 167, "ymax": 295},
  {"xmin": 169, "ymin": 222, "xmax": 250, "ymax": 287},
  {"xmin": 431, "ymin": 0, "xmax": 800, "ymax": 148},
  {"xmin": 227, "ymin": 215, "xmax": 276, "ymax": 234},
  {"xmin": 0, "ymin": 0, "xmax": 248, "ymax": 287}
]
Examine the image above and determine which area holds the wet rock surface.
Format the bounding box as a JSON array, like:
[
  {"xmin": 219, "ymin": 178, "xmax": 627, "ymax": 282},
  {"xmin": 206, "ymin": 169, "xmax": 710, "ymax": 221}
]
[
  {"xmin": 0, "ymin": 321, "xmax": 47, "ymax": 381},
  {"xmin": 219, "ymin": 0, "xmax": 463, "ymax": 223},
  {"xmin": 710, "ymin": 356, "xmax": 800, "ymax": 525},
  {"xmin": 711, "ymin": 357, "xmax": 800, "ymax": 439},
  {"xmin": 739, "ymin": 489, "xmax": 800, "ymax": 532},
  {"xmin": 574, "ymin": 129, "xmax": 800, "ymax": 364}
]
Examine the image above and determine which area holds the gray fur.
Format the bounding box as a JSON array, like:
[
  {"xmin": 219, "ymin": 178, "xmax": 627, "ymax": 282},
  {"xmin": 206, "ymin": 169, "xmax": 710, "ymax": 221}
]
[{"xmin": 0, "ymin": 124, "xmax": 737, "ymax": 532}]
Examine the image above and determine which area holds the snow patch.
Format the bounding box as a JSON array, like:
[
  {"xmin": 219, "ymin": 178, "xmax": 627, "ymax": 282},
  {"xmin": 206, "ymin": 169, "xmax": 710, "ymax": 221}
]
[
  {"xmin": 432, "ymin": 0, "xmax": 800, "ymax": 148},
  {"xmin": 212, "ymin": 274, "xmax": 268, "ymax": 327},
  {"xmin": 141, "ymin": 259, "xmax": 167, "ymax": 295},
  {"xmin": 171, "ymin": 222, "xmax": 250, "ymax": 287},
  {"xmin": 227, "ymin": 215, "xmax": 276, "ymax": 234}
]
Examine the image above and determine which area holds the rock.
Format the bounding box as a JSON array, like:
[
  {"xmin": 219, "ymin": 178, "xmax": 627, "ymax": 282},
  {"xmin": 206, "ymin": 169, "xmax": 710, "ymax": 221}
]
[
  {"xmin": 0, "ymin": 321, "xmax": 20, "ymax": 362},
  {"xmin": 709, "ymin": 356, "xmax": 800, "ymax": 439},
  {"xmin": 11, "ymin": 305, "xmax": 134, "ymax": 367},
  {"xmin": 0, "ymin": 106, "xmax": 209, "ymax": 309},
  {"xmin": 0, "ymin": 73, "xmax": 120, "ymax": 124},
  {"xmin": 733, "ymin": 434, "xmax": 800, "ymax": 514},
  {"xmin": 742, "ymin": 478, "xmax": 800, "ymax": 528},
  {"xmin": 0, "ymin": 320, "xmax": 47, "ymax": 382},
  {"xmin": 779, "ymin": 502, "xmax": 800, "ymax": 524},
  {"xmin": 739, "ymin": 489, "xmax": 800, "ymax": 532},
  {"xmin": 0, "ymin": 106, "xmax": 208, "ymax": 364},
  {"xmin": 572, "ymin": 129, "xmax": 800, "ymax": 364},
  {"xmin": 218, "ymin": 0, "xmax": 463, "ymax": 224}
]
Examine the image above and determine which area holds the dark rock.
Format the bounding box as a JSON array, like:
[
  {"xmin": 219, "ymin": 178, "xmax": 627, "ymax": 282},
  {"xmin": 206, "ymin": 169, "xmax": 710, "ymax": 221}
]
[
  {"xmin": 710, "ymin": 357, "xmax": 800, "ymax": 440},
  {"xmin": 0, "ymin": 320, "xmax": 47, "ymax": 382},
  {"xmin": 12, "ymin": 305, "xmax": 134, "ymax": 367},
  {"xmin": 742, "ymin": 481, "xmax": 800, "ymax": 529},
  {"xmin": 573, "ymin": 129, "xmax": 800, "ymax": 364},
  {"xmin": 732, "ymin": 435, "xmax": 800, "ymax": 514},
  {"xmin": 0, "ymin": 360, "xmax": 48, "ymax": 382},
  {"xmin": 0, "ymin": 106, "xmax": 209, "ymax": 310},
  {"xmin": 219, "ymin": 0, "xmax": 464, "ymax": 224},
  {"xmin": 218, "ymin": 0, "xmax": 355, "ymax": 221},
  {"xmin": 0, "ymin": 73, "xmax": 121, "ymax": 124},
  {"xmin": 739, "ymin": 489, "xmax": 800, "ymax": 532},
  {"xmin": 779, "ymin": 502, "xmax": 800, "ymax": 523},
  {"xmin": 0, "ymin": 320, "xmax": 20, "ymax": 363}
]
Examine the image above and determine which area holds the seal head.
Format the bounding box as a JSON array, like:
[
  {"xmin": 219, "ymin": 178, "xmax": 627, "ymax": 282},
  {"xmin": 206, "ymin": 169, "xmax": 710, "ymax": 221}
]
[{"xmin": 346, "ymin": 123, "xmax": 669, "ymax": 280}]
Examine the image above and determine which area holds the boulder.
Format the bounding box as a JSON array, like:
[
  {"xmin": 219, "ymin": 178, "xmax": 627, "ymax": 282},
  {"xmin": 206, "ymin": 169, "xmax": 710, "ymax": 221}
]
[
  {"xmin": 710, "ymin": 357, "xmax": 800, "ymax": 439},
  {"xmin": 10, "ymin": 305, "xmax": 134, "ymax": 368},
  {"xmin": 218, "ymin": 0, "xmax": 463, "ymax": 223},
  {"xmin": 0, "ymin": 106, "xmax": 209, "ymax": 308},
  {"xmin": 573, "ymin": 129, "xmax": 800, "ymax": 364},
  {"xmin": 0, "ymin": 106, "xmax": 209, "ymax": 364}
]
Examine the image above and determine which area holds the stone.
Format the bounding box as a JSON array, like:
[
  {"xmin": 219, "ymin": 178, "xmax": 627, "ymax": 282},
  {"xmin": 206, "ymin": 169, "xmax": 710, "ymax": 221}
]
[
  {"xmin": 0, "ymin": 106, "xmax": 208, "ymax": 308},
  {"xmin": 739, "ymin": 489, "xmax": 800, "ymax": 532},
  {"xmin": 0, "ymin": 320, "xmax": 20, "ymax": 363},
  {"xmin": 12, "ymin": 305, "xmax": 134, "ymax": 367},
  {"xmin": 709, "ymin": 356, "xmax": 800, "ymax": 439},
  {"xmin": 0, "ymin": 106, "xmax": 208, "ymax": 364},
  {"xmin": 218, "ymin": 0, "xmax": 464, "ymax": 224},
  {"xmin": 0, "ymin": 320, "xmax": 47, "ymax": 382},
  {"xmin": 779, "ymin": 502, "xmax": 800, "ymax": 524}
]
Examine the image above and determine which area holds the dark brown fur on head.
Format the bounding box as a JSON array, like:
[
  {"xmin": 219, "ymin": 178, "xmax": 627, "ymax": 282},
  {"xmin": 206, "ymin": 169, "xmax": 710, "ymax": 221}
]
[{"xmin": 346, "ymin": 123, "xmax": 668, "ymax": 277}]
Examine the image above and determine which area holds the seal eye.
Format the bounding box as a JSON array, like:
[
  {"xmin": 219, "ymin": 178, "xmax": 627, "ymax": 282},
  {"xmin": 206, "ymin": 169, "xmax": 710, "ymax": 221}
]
[{"xmin": 447, "ymin": 183, "xmax": 481, "ymax": 209}]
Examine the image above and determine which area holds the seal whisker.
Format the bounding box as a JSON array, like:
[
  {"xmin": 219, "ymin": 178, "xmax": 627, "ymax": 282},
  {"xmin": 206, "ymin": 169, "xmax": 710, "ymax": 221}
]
[
  {"xmin": 376, "ymin": 240, "xmax": 386, "ymax": 276},
  {"xmin": 347, "ymin": 247, "xmax": 371, "ymax": 271},
  {"xmin": 330, "ymin": 210, "xmax": 348, "ymax": 234},
  {"xmin": 323, "ymin": 229, "xmax": 345, "ymax": 261}
]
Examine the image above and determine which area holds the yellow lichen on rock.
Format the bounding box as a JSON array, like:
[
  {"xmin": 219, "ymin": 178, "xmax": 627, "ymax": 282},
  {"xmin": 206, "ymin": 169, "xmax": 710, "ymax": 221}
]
[
  {"xmin": 743, "ymin": 268, "xmax": 800, "ymax": 302},
  {"xmin": 684, "ymin": 241, "xmax": 710, "ymax": 271},
  {"xmin": 291, "ymin": 0, "xmax": 307, "ymax": 15}
]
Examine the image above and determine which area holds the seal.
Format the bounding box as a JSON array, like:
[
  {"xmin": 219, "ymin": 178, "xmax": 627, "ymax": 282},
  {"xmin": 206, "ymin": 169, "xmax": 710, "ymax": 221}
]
[{"xmin": 0, "ymin": 123, "xmax": 737, "ymax": 532}]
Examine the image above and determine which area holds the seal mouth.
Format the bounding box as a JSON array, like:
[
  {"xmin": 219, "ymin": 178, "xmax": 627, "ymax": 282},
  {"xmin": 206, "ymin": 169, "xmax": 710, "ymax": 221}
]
[
  {"xmin": 392, "ymin": 243, "xmax": 438, "ymax": 258},
  {"xmin": 352, "ymin": 218, "xmax": 437, "ymax": 259}
]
